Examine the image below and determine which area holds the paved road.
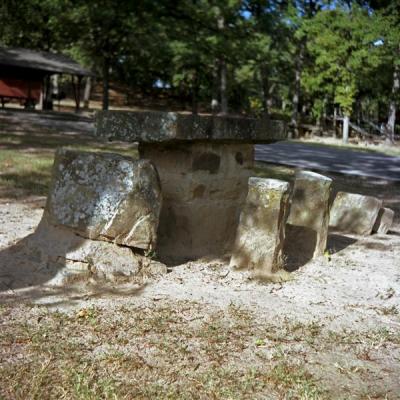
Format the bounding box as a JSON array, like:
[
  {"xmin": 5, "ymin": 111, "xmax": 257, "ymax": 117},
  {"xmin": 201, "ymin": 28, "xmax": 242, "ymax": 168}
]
[{"xmin": 255, "ymin": 142, "xmax": 400, "ymax": 181}]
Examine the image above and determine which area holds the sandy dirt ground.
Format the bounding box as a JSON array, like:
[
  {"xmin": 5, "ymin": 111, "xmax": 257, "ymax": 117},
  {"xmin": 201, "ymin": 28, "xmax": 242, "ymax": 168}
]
[
  {"xmin": 1, "ymin": 108, "xmax": 400, "ymax": 398},
  {"xmin": 0, "ymin": 195, "xmax": 399, "ymax": 399}
]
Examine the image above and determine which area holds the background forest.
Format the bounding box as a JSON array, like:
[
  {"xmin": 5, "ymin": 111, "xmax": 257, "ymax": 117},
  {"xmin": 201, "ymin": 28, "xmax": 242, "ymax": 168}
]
[{"xmin": 0, "ymin": 0, "xmax": 399, "ymax": 141}]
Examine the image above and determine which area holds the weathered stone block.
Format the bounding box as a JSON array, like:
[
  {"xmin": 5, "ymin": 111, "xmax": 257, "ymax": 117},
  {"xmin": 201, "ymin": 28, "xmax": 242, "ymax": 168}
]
[
  {"xmin": 139, "ymin": 142, "xmax": 253, "ymax": 263},
  {"xmin": 286, "ymin": 170, "xmax": 332, "ymax": 259},
  {"xmin": 373, "ymin": 207, "xmax": 394, "ymax": 234},
  {"xmin": 329, "ymin": 192, "xmax": 382, "ymax": 235},
  {"xmin": 46, "ymin": 148, "xmax": 162, "ymax": 250},
  {"xmin": 95, "ymin": 110, "xmax": 286, "ymax": 144},
  {"xmin": 23, "ymin": 218, "xmax": 166, "ymax": 285},
  {"xmin": 229, "ymin": 177, "xmax": 290, "ymax": 275}
]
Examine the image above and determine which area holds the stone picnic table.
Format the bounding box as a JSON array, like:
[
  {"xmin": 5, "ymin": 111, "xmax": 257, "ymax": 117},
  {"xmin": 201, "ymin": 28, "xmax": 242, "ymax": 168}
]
[{"xmin": 95, "ymin": 111, "xmax": 287, "ymax": 264}]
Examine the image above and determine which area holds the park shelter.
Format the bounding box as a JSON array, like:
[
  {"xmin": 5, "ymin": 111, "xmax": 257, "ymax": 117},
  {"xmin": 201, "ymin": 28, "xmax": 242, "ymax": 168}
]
[{"xmin": 0, "ymin": 47, "xmax": 92, "ymax": 111}]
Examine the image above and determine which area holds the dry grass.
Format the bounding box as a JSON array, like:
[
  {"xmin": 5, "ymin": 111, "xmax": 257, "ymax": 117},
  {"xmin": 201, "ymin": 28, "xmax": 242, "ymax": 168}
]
[
  {"xmin": 0, "ymin": 301, "xmax": 327, "ymax": 400},
  {"xmin": 1, "ymin": 300, "xmax": 399, "ymax": 399}
]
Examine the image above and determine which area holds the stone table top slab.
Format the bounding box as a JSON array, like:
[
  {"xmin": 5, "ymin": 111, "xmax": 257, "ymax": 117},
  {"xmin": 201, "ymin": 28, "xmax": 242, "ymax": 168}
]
[{"xmin": 95, "ymin": 110, "xmax": 287, "ymax": 144}]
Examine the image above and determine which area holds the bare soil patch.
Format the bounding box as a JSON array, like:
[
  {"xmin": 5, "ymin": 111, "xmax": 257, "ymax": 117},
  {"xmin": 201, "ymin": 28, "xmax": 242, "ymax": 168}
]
[{"xmin": 0, "ymin": 190, "xmax": 399, "ymax": 399}]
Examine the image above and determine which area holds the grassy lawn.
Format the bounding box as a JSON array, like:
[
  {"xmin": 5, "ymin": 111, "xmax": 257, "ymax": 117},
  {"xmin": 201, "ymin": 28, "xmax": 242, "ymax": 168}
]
[{"xmin": 0, "ymin": 131, "xmax": 138, "ymax": 198}]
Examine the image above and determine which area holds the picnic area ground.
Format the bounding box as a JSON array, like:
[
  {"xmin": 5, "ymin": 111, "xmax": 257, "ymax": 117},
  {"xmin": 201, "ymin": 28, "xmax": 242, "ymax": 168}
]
[{"xmin": 0, "ymin": 109, "xmax": 399, "ymax": 399}]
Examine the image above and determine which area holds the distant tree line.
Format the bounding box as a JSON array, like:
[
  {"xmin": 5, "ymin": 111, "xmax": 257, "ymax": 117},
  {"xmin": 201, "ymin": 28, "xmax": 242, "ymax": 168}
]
[{"xmin": 0, "ymin": 0, "xmax": 399, "ymax": 142}]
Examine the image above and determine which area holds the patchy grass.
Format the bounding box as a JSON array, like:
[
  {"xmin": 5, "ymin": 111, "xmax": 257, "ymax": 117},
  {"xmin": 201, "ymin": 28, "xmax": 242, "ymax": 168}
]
[
  {"xmin": 0, "ymin": 301, "xmax": 327, "ymax": 400},
  {"xmin": 0, "ymin": 131, "xmax": 137, "ymax": 198},
  {"xmin": 1, "ymin": 300, "xmax": 399, "ymax": 399}
]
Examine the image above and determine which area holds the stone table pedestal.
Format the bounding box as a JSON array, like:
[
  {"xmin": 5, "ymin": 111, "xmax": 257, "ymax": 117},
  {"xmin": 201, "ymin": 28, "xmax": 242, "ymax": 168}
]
[{"xmin": 96, "ymin": 111, "xmax": 286, "ymax": 263}]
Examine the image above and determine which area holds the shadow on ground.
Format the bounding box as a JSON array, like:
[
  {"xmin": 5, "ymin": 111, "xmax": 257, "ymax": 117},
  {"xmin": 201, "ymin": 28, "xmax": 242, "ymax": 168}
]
[
  {"xmin": 326, "ymin": 233, "xmax": 357, "ymax": 254},
  {"xmin": 0, "ymin": 227, "xmax": 148, "ymax": 307}
]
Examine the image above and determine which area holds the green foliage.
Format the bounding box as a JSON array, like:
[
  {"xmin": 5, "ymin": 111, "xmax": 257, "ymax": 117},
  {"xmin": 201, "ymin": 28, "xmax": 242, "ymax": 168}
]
[
  {"xmin": 0, "ymin": 0, "xmax": 398, "ymax": 125},
  {"xmin": 303, "ymin": 7, "xmax": 377, "ymax": 115}
]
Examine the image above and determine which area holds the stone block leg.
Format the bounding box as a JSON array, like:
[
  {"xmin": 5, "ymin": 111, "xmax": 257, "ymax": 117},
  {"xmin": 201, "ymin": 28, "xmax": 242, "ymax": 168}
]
[
  {"xmin": 15, "ymin": 148, "xmax": 166, "ymax": 285},
  {"xmin": 285, "ymin": 170, "xmax": 332, "ymax": 265},
  {"xmin": 329, "ymin": 192, "xmax": 382, "ymax": 235},
  {"xmin": 47, "ymin": 148, "xmax": 162, "ymax": 251},
  {"xmin": 139, "ymin": 142, "xmax": 254, "ymax": 264},
  {"xmin": 373, "ymin": 208, "xmax": 395, "ymax": 234},
  {"xmin": 229, "ymin": 178, "xmax": 290, "ymax": 275}
]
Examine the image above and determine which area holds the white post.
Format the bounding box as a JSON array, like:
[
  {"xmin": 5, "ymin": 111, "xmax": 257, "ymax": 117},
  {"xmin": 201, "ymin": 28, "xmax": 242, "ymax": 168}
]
[
  {"xmin": 83, "ymin": 76, "xmax": 91, "ymax": 109},
  {"xmin": 343, "ymin": 115, "xmax": 349, "ymax": 144}
]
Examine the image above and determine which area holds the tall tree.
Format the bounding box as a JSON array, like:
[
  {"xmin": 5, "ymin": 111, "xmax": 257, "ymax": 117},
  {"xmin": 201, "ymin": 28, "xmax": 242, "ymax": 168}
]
[
  {"xmin": 304, "ymin": 6, "xmax": 380, "ymax": 142},
  {"xmin": 286, "ymin": 0, "xmax": 325, "ymax": 137},
  {"xmin": 240, "ymin": 1, "xmax": 291, "ymax": 116},
  {"xmin": 0, "ymin": 0, "xmax": 75, "ymax": 51},
  {"xmin": 373, "ymin": 3, "xmax": 400, "ymax": 142}
]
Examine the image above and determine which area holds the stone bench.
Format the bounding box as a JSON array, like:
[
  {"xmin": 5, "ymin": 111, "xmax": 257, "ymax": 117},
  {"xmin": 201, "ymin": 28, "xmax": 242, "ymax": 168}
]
[
  {"xmin": 284, "ymin": 170, "xmax": 332, "ymax": 266},
  {"xmin": 229, "ymin": 177, "xmax": 290, "ymax": 276},
  {"xmin": 24, "ymin": 148, "xmax": 166, "ymax": 284},
  {"xmin": 47, "ymin": 148, "xmax": 162, "ymax": 250},
  {"xmin": 372, "ymin": 207, "xmax": 394, "ymax": 234},
  {"xmin": 95, "ymin": 111, "xmax": 287, "ymax": 263},
  {"xmin": 329, "ymin": 192, "xmax": 382, "ymax": 235}
]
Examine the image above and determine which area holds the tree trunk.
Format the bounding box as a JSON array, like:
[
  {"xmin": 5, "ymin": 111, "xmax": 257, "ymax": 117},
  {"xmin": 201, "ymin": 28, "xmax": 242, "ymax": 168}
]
[
  {"xmin": 43, "ymin": 74, "xmax": 51, "ymax": 110},
  {"xmin": 333, "ymin": 106, "xmax": 339, "ymax": 137},
  {"xmin": 291, "ymin": 42, "xmax": 304, "ymax": 138},
  {"xmin": 267, "ymin": 84, "xmax": 275, "ymax": 113},
  {"xmin": 260, "ymin": 65, "xmax": 269, "ymax": 116},
  {"xmin": 218, "ymin": 14, "xmax": 228, "ymax": 115},
  {"xmin": 343, "ymin": 115, "xmax": 349, "ymax": 143},
  {"xmin": 356, "ymin": 98, "xmax": 362, "ymax": 126},
  {"xmin": 290, "ymin": 67, "xmax": 300, "ymax": 137},
  {"xmin": 211, "ymin": 62, "xmax": 219, "ymax": 114},
  {"xmin": 387, "ymin": 60, "xmax": 399, "ymax": 144},
  {"xmin": 75, "ymin": 76, "xmax": 82, "ymax": 112},
  {"xmin": 71, "ymin": 75, "xmax": 82, "ymax": 112},
  {"xmin": 220, "ymin": 57, "xmax": 228, "ymax": 114},
  {"xmin": 192, "ymin": 70, "xmax": 198, "ymax": 115},
  {"xmin": 84, "ymin": 76, "xmax": 92, "ymax": 110},
  {"xmin": 322, "ymin": 97, "xmax": 327, "ymax": 130},
  {"xmin": 102, "ymin": 59, "xmax": 110, "ymax": 111}
]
